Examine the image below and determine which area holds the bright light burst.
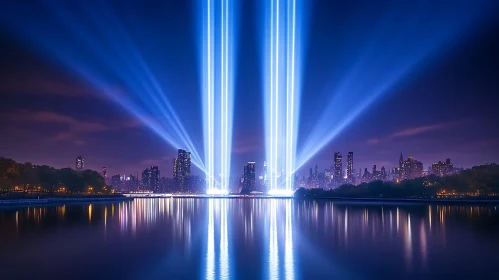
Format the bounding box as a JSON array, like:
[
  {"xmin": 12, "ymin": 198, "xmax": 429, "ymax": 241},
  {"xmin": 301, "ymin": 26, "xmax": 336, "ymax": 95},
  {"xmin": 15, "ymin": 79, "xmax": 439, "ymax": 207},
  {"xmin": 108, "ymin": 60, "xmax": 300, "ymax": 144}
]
[
  {"xmin": 206, "ymin": 189, "xmax": 229, "ymax": 195},
  {"xmin": 295, "ymin": 1, "xmax": 497, "ymax": 171},
  {"xmin": 0, "ymin": 2, "xmax": 204, "ymax": 169},
  {"xmin": 262, "ymin": 0, "xmax": 304, "ymax": 193},
  {"xmin": 200, "ymin": 0, "xmax": 237, "ymax": 193},
  {"xmin": 267, "ymin": 189, "xmax": 295, "ymax": 197}
]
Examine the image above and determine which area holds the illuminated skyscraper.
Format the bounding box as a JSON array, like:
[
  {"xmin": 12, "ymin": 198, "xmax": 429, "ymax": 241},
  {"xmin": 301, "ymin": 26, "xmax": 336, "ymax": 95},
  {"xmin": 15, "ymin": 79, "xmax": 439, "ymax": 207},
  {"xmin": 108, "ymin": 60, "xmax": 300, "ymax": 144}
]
[
  {"xmin": 150, "ymin": 166, "xmax": 160, "ymax": 192},
  {"xmin": 76, "ymin": 156, "xmax": 84, "ymax": 171},
  {"xmin": 174, "ymin": 149, "xmax": 191, "ymax": 192},
  {"xmin": 381, "ymin": 166, "xmax": 387, "ymax": 180},
  {"xmin": 347, "ymin": 152, "xmax": 353, "ymax": 183},
  {"xmin": 401, "ymin": 157, "xmax": 424, "ymax": 180},
  {"xmin": 334, "ymin": 152, "xmax": 342, "ymax": 184},
  {"xmin": 102, "ymin": 167, "xmax": 107, "ymax": 178},
  {"xmin": 142, "ymin": 166, "xmax": 160, "ymax": 192},
  {"xmin": 244, "ymin": 162, "xmax": 256, "ymax": 192},
  {"xmin": 431, "ymin": 159, "xmax": 454, "ymax": 176},
  {"xmin": 111, "ymin": 174, "xmax": 121, "ymax": 189},
  {"xmin": 141, "ymin": 168, "xmax": 150, "ymax": 191},
  {"xmin": 134, "ymin": 172, "xmax": 139, "ymax": 190}
]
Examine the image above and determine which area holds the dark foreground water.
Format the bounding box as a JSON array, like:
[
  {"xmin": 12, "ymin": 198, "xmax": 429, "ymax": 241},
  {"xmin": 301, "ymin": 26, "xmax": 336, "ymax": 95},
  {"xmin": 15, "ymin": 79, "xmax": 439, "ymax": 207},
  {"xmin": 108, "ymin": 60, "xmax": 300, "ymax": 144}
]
[{"xmin": 1, "ymin": 199, "xmax": 499, "ymax": 279}]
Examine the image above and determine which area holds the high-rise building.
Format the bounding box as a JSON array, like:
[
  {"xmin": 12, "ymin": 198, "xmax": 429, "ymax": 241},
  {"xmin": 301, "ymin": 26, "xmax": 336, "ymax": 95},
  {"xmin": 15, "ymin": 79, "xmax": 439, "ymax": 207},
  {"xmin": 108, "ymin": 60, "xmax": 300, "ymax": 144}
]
[
  {"xmin": 244, "ymin": 162, "xmax": 256, "ymax": 192},
  {"xmin": 111, "ymin": 174, "xmax": 121, "ymax": 189},
  {"xmin": 347, "ymin": 152, "xmax": 354, "ymax": 183},
  {"xmin": 430, "ymin": 159, "xmax": 454, "ymax": 177},
  {"xmin": 134, "ymin": 172, "xmax": 139, "ymax": 190},
  {"xmin": 324, "ymin": 169, "xmax": 332, "ymax": 185},
  {"xmin": 76, "ymin": 156, "xmax": 84, "ymax": 170},
  {"xmin": 174, "ymin": 149, "xmax": 191, "ymax": 192},
  {"xmin": 150, "ymin": 166, "xmax": 160, "ymax": 192},
  {"xmin": 141, "ymin": 168, "xmax": 150, "ymax": 190},
  {"xmin": 400, "ymin": 157, "xmax": 424, "ymax": 180},
  {"xmin": 334, "ymin": 152, "xmax": 342, "ymax": 184},
  {"xmin": 142, "ymin": 166, "xmax": 160, "ymax": 192},
  {"xmin": 361, "ymin": 168, "xmax": 371, "ymax": 183},
  {"xmin": 399, "ymin": 153, "xmax": 404, "ymax": 179},
  {"xmin": 102, "ymin": 167, "xmax": 107, "ymax": 178},
  {"xmin": 128, "ymin": 173, "xmax": 139, "ymax": 191}
]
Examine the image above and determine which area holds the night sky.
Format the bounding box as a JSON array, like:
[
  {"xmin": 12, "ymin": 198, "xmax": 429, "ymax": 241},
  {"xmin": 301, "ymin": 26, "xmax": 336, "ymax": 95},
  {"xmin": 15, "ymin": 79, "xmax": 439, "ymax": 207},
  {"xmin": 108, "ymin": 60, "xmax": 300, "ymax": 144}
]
[{"xmin": 1, "ymin": 0, "xmax": 498, "ymax": 179}]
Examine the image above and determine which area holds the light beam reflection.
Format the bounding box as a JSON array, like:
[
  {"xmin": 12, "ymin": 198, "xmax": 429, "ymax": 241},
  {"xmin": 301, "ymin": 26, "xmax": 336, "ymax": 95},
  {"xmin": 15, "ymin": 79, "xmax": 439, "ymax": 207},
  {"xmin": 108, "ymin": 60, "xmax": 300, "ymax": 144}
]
[
  {"xmin": 206, "ymin": 200, "xmax": 215, "ymax": 280},
  {"xmin": 267, "ymin": 199, "xmax": 296, "ymax": 279},
  {"xmin": 204, "ymin": 199, "xmax": 230, "ymax": 280}
]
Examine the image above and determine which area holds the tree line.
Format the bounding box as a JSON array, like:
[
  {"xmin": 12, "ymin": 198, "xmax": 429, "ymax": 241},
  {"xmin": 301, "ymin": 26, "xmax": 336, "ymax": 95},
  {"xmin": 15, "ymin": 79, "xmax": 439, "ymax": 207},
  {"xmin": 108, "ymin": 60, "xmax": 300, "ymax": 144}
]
[
  {"xmin": 295, "ymin": 164, "xmax": 499, "ymax": 198},
  {"xmin": 0, "ymin": 157, "xmax": 111, "ymax": 194}
]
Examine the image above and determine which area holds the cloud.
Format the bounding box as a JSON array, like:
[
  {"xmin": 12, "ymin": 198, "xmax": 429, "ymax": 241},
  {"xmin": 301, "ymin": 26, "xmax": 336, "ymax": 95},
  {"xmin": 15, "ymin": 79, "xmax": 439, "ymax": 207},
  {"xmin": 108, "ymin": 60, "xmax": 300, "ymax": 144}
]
[
  {"xmin": 391, "ymin": 123, "xmax": 446, "ymax": 137},
  {"xmin": 3, "ymin": 109, "xmax": 140, "ymax": 143},
  {"xmin": 367, "ymin": 121, "xmax": 459, "ymax": 145},
  {"xmin": 0, "ymin": 73, "xmax": 97, "ymax": 97},
  {"xmin": 139, "ymin": 156, "xmax": 170, "ymax": 167},
  {"xmin": 16, "ymin": 110, "xmax": 108, "ymax": 133},
  {"xmin": 366, "ymin": 138, "xmax": 381, "ymax": 145}
]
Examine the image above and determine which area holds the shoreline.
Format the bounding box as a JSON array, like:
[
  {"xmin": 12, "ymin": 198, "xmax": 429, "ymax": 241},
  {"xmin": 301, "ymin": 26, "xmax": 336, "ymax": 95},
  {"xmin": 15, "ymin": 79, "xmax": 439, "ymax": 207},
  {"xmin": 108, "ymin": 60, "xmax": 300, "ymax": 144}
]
[
  {"xmin": 0, "ymin": 196, "xmax": 133, "ymax": 207},
  {"xmin": 128, "ymin": 194, "xmax": 499, "ymax": 205},
  {"xmin": 294, "ymin": 196, "xmax": 499, "ymax": 205},
  {"xmin": 1, "ymin": 195, "xmax": 498, "ymax": 207}
]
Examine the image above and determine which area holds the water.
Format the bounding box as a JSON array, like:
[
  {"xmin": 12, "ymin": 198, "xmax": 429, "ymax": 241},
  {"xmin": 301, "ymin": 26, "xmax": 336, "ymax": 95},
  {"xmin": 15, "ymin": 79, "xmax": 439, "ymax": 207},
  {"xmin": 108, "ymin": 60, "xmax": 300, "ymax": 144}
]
[{"xmin": 1, "ymin": 198, "xmax": 498, "ymax": 279}]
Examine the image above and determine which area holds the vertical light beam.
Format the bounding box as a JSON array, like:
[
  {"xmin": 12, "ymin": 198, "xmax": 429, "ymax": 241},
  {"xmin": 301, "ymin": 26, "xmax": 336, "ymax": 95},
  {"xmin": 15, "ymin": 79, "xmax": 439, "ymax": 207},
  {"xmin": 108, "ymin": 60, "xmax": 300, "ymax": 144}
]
[
  {"xmin": 203, "ymin": 0, "xmax": 236, "ymax": 194},
  {"xmin": 264, "ymin": 0, "xmax": 300, "ymax": 194}
]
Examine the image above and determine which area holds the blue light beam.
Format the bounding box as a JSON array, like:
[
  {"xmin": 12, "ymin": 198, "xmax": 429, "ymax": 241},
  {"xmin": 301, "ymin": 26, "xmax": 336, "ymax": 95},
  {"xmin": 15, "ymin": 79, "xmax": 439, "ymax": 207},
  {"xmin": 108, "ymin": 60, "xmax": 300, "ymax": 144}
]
[
  {"xmin": 262, "ymin": 0, "xmax": 305, "ymax": 192},
  {"xmin": 199, "ymin": 0, "xmax": 238, "ymax": 193},
  {"xmin": 0, "ymin": 1, "xmax": 205, "ymax": 169},
  {"xmin": 295, "ymin": 1, "xmax": 498, "ymax": 170}
]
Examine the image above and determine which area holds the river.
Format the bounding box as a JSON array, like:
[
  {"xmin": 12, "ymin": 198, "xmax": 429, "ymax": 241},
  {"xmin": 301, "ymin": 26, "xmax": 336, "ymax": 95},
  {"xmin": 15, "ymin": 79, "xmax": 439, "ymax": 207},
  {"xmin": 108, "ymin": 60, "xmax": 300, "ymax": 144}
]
[{"xmin": 1, "ymin": 198, "xmax": 498, "ymax": 279}]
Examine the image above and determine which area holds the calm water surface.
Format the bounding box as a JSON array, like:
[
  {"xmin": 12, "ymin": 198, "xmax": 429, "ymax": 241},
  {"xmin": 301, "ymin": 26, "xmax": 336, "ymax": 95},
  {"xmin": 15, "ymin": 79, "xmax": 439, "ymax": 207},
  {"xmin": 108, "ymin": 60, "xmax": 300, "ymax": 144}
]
[{"xmin": 1, "ymin": 198, "xmax": 499, "ymax": 279}]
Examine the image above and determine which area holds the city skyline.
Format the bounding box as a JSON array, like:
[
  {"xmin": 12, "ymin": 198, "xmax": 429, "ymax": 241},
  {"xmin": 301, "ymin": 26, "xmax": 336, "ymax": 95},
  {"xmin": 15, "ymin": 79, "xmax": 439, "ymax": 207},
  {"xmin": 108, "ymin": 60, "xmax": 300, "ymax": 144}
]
[{"xmin": 0, "ymin": 1, "xmax": 498, "ymax": 180}]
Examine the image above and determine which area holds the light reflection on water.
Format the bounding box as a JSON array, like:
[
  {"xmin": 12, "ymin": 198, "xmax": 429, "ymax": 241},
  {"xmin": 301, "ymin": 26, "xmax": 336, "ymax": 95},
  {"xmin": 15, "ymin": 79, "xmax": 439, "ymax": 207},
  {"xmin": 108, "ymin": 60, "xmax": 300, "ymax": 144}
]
[{"xmin": 0, "ymin": 199, "xmax": 499, "ymax": 279}]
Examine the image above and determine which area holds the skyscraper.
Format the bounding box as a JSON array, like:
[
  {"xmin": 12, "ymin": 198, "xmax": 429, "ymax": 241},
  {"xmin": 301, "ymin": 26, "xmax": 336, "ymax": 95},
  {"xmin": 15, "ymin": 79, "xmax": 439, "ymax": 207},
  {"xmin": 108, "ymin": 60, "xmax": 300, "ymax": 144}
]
[
  {"xmin": 347, "ymin": 152, "xmax": 353, "ymax": 183},
  {"xmin": 150, "ymin": 166, "xmax": 160, "ymax": 192},
  {"xmin": 102, "ymin": 167, "xmax": 107, "ymax": 178},
  {"xmin": 244, "ymin": 162, "xmax": 256, "ymax": 192},
  {"xmin": 134, "ymin": 172, "xmax": 139, "ymax": 190},
  {"xmin": 111, "ymin": 174, "xmax": 121, "ymax": 189},
  {"xmin": 174, "ymin": 149, "xmax": 191, "ymax": 192},
  {"xmin": 141, "ymin": 168, "xmax": 150, "ymax": 190},
  {"xmin": 431, "ymin": 159, "xmax": 454, "ymax": 176},
  {"xmin": 401, "ymin": 157, "xmax": 424, "ymax": 180},
  {"xmin": 76, "ymin": 156, "xmax": 84, "ymax": 170},
  {"xmin": 142, "ymin": 166, "xmax": 160, "ymax": 192},
  {"xmin": 334, "ymin": 152, "xmax": 342, "ymax": 184}
]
